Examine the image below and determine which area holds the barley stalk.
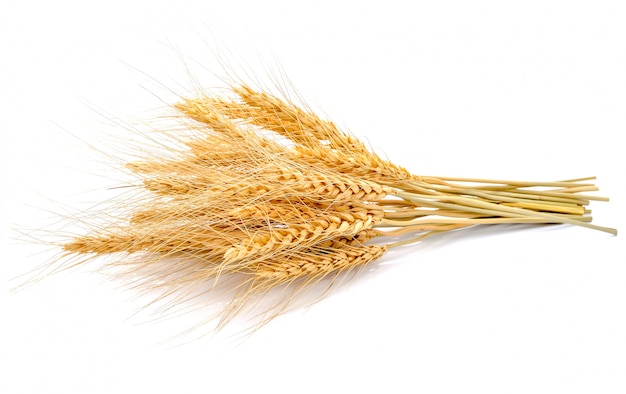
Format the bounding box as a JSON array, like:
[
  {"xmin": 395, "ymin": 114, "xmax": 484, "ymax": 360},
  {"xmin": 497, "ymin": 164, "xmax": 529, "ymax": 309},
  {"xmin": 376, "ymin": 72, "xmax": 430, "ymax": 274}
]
[
  {"xmin": 255, "ymin": 244, "xmax": 388, "ymax": 280},
  {"xmin": 27, "ymin": 79, "xmax": 615, "ymax": 335},
  {"xmin": 224, "ymin": 203, "xmax": 384, "ymax": 263}
]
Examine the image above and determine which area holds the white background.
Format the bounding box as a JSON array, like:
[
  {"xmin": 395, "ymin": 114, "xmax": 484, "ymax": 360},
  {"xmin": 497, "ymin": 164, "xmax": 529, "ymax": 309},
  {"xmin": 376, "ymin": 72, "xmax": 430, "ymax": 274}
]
[{"xmin": 2, "ymin": 1, "xmax": 625, "ymax": 393}]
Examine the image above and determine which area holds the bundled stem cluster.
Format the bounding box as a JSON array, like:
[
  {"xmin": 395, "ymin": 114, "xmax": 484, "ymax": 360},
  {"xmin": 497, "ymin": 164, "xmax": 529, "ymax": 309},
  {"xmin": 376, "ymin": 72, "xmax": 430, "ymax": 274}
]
[{"xmin": 60, "ymin": 84, "xmax": 615, "ymax": 330}]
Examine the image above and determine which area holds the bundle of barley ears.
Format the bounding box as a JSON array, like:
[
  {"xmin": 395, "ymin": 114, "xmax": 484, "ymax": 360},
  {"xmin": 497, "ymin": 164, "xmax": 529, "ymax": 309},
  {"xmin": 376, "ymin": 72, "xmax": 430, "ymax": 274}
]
[{"xmin": 54, "ymin": 83, "xmax": 615, "ymax": 331}]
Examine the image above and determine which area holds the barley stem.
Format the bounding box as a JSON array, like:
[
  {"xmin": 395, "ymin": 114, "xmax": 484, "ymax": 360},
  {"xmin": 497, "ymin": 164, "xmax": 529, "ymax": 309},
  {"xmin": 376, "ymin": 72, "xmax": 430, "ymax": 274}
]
[{"xmin": 395, "ymin": 191, "xmax": 617, "ymax": 235}]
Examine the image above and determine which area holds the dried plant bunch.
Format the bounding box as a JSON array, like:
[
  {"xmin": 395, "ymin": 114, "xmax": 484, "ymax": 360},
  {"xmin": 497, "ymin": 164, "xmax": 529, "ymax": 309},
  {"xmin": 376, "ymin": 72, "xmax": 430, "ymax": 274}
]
[{"xmin": 42, "ymin": 81, "xmax": 615, "ymax": 333}]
